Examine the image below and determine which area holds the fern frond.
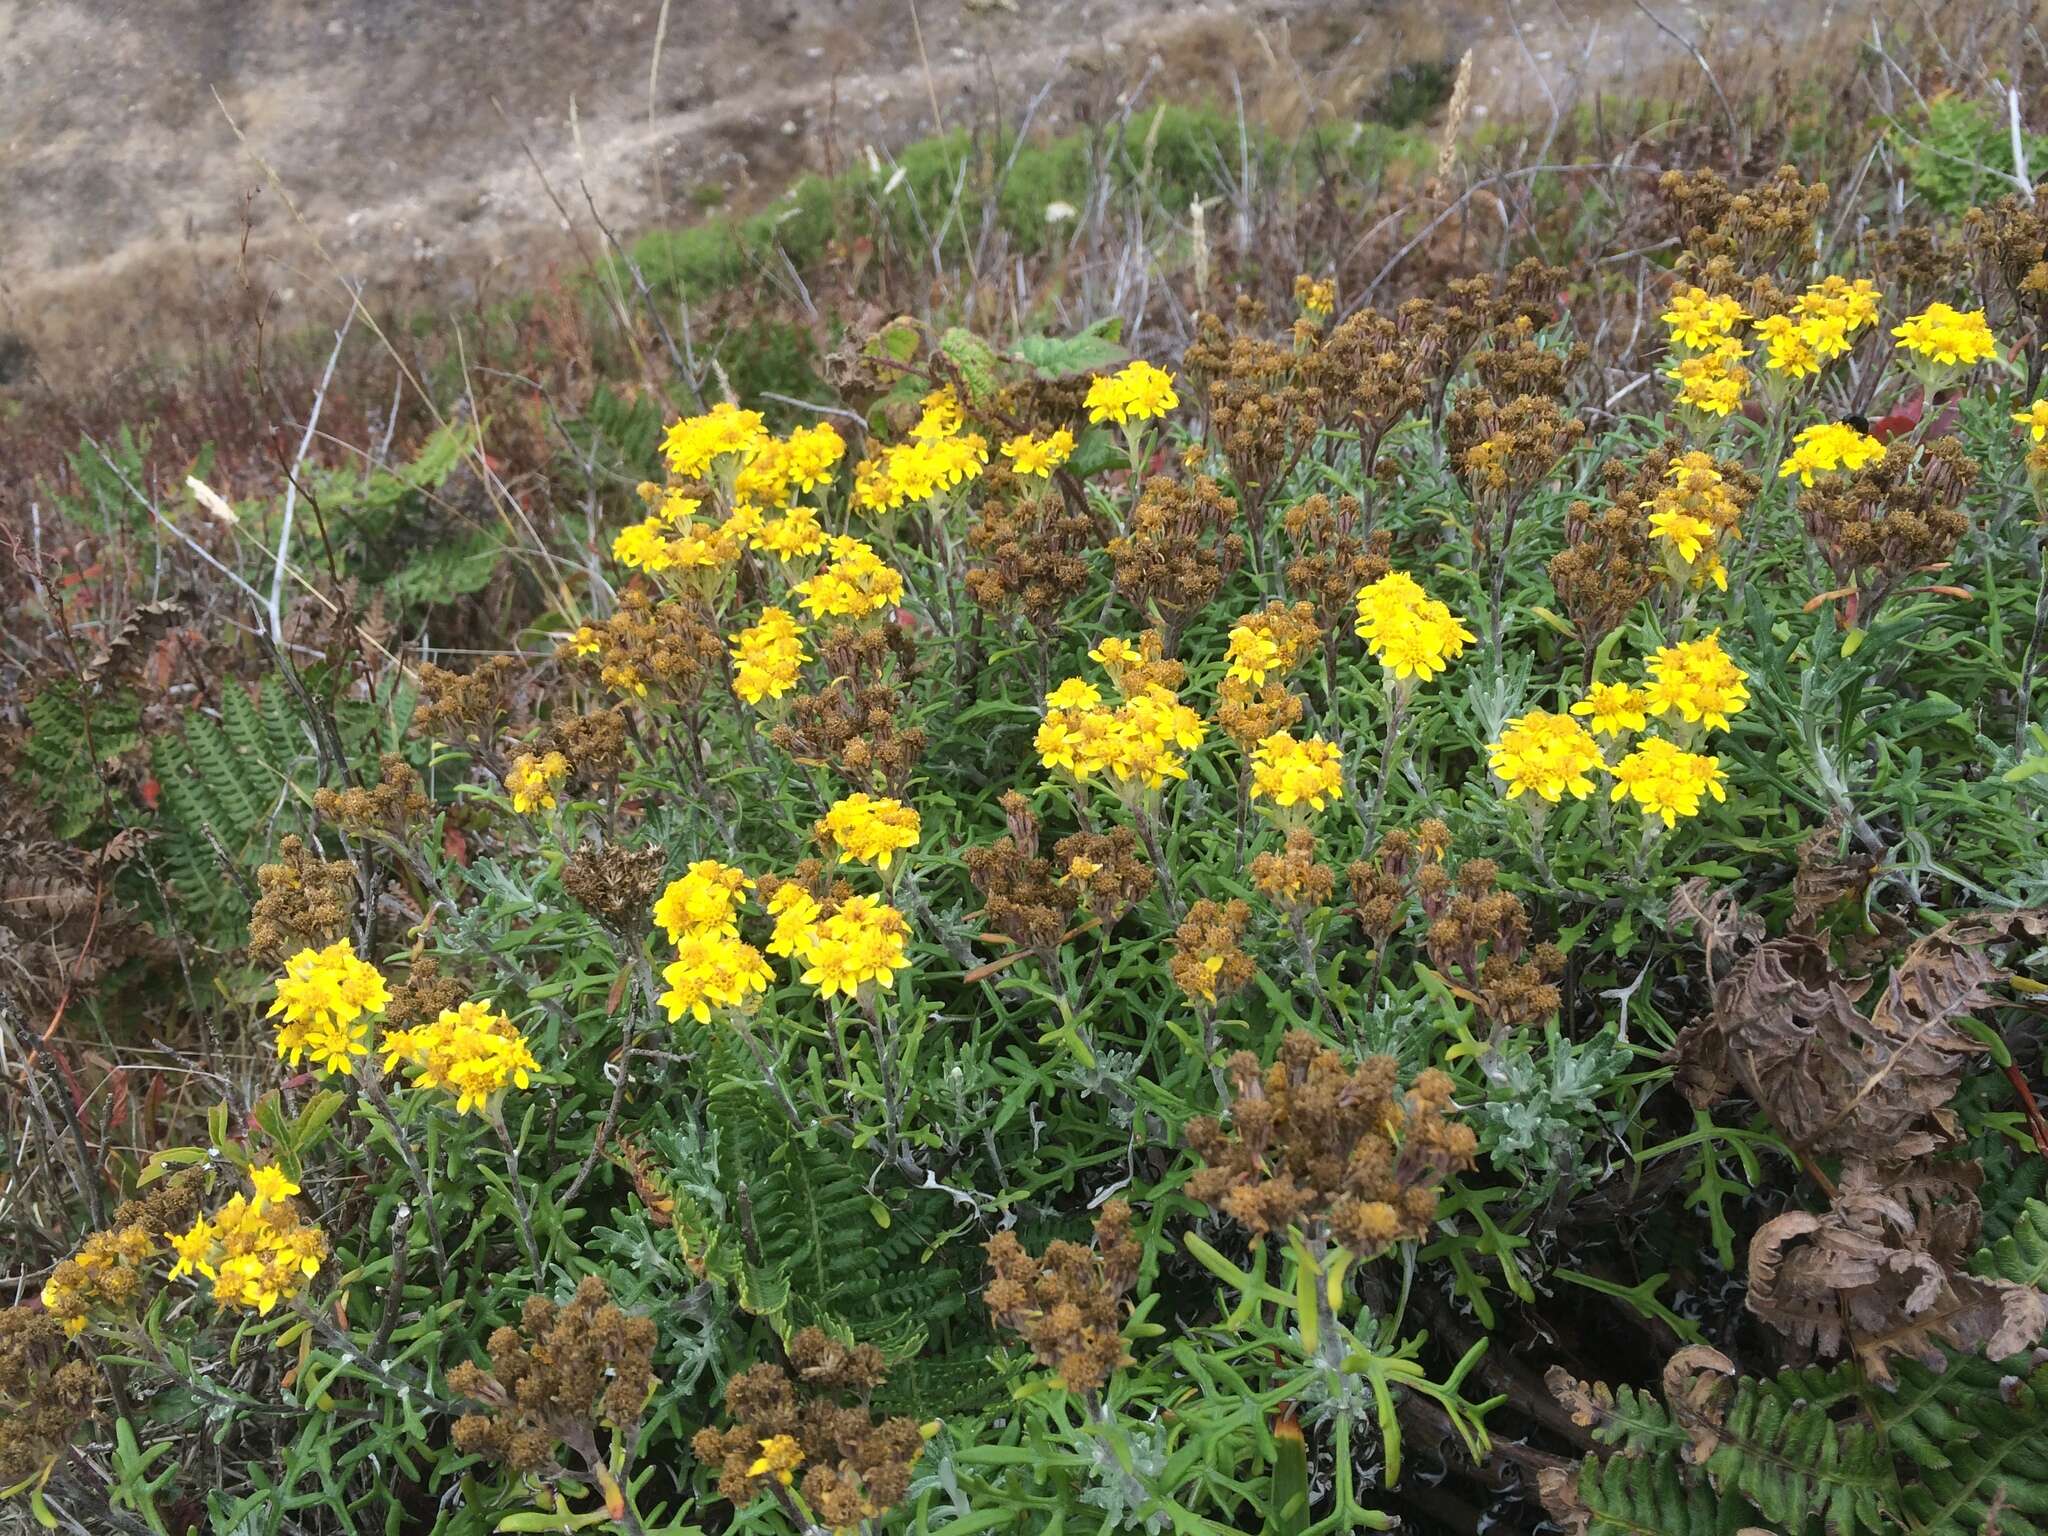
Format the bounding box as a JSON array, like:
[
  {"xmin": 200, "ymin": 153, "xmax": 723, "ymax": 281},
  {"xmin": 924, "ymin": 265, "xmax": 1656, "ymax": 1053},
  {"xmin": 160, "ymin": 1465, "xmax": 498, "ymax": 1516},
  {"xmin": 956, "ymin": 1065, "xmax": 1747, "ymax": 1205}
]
[
  {"xmin": 1974, "ymin": 1197, "xmax": 2048, "ymax": 1292},
  {"xmin": 1559, "ymin": 1448, "xmax": 1756, "ymax": 1536}
]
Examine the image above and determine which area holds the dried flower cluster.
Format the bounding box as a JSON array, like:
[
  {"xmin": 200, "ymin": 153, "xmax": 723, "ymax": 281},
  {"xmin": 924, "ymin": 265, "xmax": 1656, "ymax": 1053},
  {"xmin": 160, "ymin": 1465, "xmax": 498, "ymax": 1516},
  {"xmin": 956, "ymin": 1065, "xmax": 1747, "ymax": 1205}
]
[
  {"xmin": 1185, "ymin": 1031, "xmax": 1477, "ymax": 1254},
  {"xmin": 984, "ymin": 1199, "xmax": 1141, "ymax": 1394}
]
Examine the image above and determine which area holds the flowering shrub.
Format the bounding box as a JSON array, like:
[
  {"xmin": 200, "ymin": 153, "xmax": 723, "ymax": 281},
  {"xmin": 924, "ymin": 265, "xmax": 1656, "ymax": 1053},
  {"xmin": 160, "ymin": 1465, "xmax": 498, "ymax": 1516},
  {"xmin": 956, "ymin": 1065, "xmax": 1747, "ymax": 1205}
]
[{"xmin": 9, "ymin": 153, "xmax": 2048, "ymax": 1536}]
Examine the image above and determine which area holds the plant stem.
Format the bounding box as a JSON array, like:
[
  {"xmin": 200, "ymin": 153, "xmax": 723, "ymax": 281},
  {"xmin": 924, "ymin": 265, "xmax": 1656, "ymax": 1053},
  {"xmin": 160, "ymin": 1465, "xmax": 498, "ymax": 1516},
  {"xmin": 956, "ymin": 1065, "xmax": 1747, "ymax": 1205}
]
[{"xmin": 489, "ymin": 1112, "xmax": 545, "ymax": 1279}]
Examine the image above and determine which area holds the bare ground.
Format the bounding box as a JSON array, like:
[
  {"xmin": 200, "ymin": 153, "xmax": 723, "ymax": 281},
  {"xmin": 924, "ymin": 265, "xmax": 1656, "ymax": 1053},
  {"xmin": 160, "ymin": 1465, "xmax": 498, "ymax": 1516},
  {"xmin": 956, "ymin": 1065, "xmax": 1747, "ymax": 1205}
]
[{"xmin": 0, "ymin": 0, "xmax": 1855, "ymax": 375}]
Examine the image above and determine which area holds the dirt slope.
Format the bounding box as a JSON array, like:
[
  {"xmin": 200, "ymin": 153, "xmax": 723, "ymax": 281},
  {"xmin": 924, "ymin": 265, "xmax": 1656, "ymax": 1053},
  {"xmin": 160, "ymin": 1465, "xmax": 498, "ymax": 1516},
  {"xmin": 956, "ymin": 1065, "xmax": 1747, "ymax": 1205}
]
[{"xmin": 0, "ymin": 0, "xmax": 1842, "ymax": 373}]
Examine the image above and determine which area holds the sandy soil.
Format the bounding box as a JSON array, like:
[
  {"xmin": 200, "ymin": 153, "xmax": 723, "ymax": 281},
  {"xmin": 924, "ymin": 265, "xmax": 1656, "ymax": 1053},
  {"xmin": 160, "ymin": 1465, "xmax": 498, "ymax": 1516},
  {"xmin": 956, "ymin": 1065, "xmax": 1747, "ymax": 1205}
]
[{"xmin": 0, "ymin": 0, "xmax": 1854, "ymax": 374}]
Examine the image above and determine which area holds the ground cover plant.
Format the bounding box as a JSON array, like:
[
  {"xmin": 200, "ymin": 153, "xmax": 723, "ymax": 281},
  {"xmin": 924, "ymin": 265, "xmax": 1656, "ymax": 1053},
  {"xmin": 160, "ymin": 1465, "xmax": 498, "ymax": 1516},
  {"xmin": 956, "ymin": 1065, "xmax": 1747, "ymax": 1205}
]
[{"xmin": 7, "ymin": 13, "xmax": 2048, "ymax": 1535}]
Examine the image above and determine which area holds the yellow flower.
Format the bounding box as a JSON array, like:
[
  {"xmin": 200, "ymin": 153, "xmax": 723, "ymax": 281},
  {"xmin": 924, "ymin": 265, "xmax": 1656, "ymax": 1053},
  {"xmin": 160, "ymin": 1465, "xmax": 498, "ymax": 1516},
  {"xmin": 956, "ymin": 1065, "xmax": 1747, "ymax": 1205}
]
[
  {"xmin": 653, "ymin": 860, "xmax": 754, "ymax": 943},
  {"xmin": 1778, "ymin": 422, "xmax": 1885, "ymax": 488},
  {"xmin": 247, "ymin": 1167, "xmax": 301, "ymax": 1213},
  {"xmin": 1643, "ymin": 631, "xmax": 1750, "ymax": 732},
  {"xmin": 797, "ymin": 894, "xmax": 911, "ymax": 1000},
  {"xmin": 1487, "ymin": 711, "xmax": 1603, "ymax": 803},
  {"xmin": 1666, "ymin": 347, "xmax": 1749, "ymax": 416},
  {"xmin": 1353, "ymin": 572, "xmax": 1472, "ymax": 683},
  {"xmin": 507, "ymin": 751, "xmax": 569, "ymax": 814},
  {"xmin": 1794, "ymin": 275, "xmax": 1882, "ymax": 333},
  {"xmin": 1891, "ymin": 302, "xmax": 1997, "ymax": 368},
  {"xmin": 660, "ymin": 931, "xmax": 775, "ymax": 1023},
  {"xmin": 170, "ymin": 1185, "xmax": 327, "ymax": 1315},
  {"xmin": 912, "ymin": 386, "xmax": 964, "ymax": 441},
  {"xmin": 1045, "ymin": 677, "xmax": 1103, "ymax": 710},
  {"xmin": 2015, "ymin": 400, "xmax": 2048, "ymax": 442},
  {"xmin": 765, "ymin": 884, "xmax": 823, "ymax": 959},
  {"xmin": 999, "ymin": 428, "xmax": 1076, "ymax": 478},
  {"xmin": 1609, "ymin": 736, "xmax": 1729, "ymax": 828},
  {"xmin": 1755, "ymin": 314, "xmax": 1823, "ymax": 379},
  {"xmin": 268, "ymin": 940, "xmax": 388, "ymax": 1077},
  {"xmin": 793, "ymin": 535, "xmax": 906, "ymax": 619},
  {"xmin": 730, "ymin": 608, "xmax": 809, "ymax": 705},
  {"xmin": 1085, "ymin": 360, "xmax": 1179, "ymax": 425},
  {"xmin": 1570, "ymin": 682, "xmax": 1648, "ymax": 738},
  {"xmin": 749, "ymin": 1434, "xmax": 805, "ymax": 1486},
  {"xmin": 383, "ymin": 1000, "xmax": 540, "ymax": 1114},
  {"xmin": 1248, "ymin": 732, "xmax": 1345, "ymax": 811},
  {"xmin": 1660, "ymin": 286, "xmax": 1749, "ymax": 350},
  {"xmin": 784, "ymin": 422, "xmax": 846, "ymax": 491},
  {"xmin": 816, "ymin": 793, "xmax": 921, "ymax": 870},
  {"xmin": 662, "ymin": 401, "xmax": 769, "ymax": 477},
  {"xmin": 1294, "ymin": 274, "xmax": 1336, "ymax": 319}
]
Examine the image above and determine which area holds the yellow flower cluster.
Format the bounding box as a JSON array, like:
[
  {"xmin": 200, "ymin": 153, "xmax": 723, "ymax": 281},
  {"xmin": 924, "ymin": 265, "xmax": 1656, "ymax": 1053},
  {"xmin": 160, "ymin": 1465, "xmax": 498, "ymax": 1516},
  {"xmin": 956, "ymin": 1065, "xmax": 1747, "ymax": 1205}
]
[
  {"xmin": 1036, "ymin": 640, "xmax": 1207, "ymax": 793},
  {"xmin": 268, "ymin": 939, "xmax": 389, "ymax": 1077},
  {"xmin": 1294, "ymin": 273, "xmax": 1336, "ymax": 319},
  {"xmin": 1570, "ymin": 682, "xmax": 1649, "ymax": 738},
  {"xmin": 1609, "ymin": 736, "xmax": 1729, "ymax": 828},
  {"xmin": 1353, "ymin": 571, "xmax": 1475, "ymax": 684},
  {"xmin": 734, "ymin": 422, "xmax": 846, "ymax": 510},
  {"xmin": 796, "ymin": 893, "xmax": 912, "ymax": 1001},
  {"xmin": 1084, "ymin": 360, "xmax": 1179, "ymax": 425},
  {"xmin": 792, "ymin": 535, "xmax": 907, "ymax": 619},
  {"xmin": 851, "ymin": 388, "xmax": 989, "ymax": 512},
  {"xmin": 1647, "ymin": 451, "xmax": 1745, "ymax": 590},
  {"xmin": 1666, "ymin": 346, "xmax": 1750, "ymax": 417},
  {"xmin": 999, "ymin": 428, "xmax": 1076, "ymax": 478},
  {"xmin": 1486, "ymin": 710, "xmax": 1604, "ymax": 803},
  {"xmin": 1660, "ymin": 286, "xmax": 1749, "ymax": 350},
  {"xmin": 507, "ymin": 750, "xmax": 569, "ymax": 814},
  {"xmin": 1644, "ymin": 630, "xmax": 1750, "ymax": 731},
  {"xmin": 749, "ymin": 1434, "xmax": 805, "ymax": 1485},
  {"xmin": 853, "ymin": 431, "xmax": 989, "ymax": 512},
  {"xmin": 816, "ymin": 793, "xmax": 921, "ymax": 870},
  {"xmin": 1248, "ymin": 731, "xmax": 1344, "ymax": 812},
  {"xmin": 379, "ymin": 1000, "xmax": 541, "ymax": 1116},
  {"xmin": 611, "ymin": 502, "xmax": 747, "ymax": 577},
  {"xmin": 167, "ymin": 1172, "xmax": 328, "ymax": 1316},
  {"xmin": 654, "ymin": 860, "xmax": 753, "ymax": 942},
  {"xmin": 1892, "ymin": 302, "xmax": 1997, "ymax": 369},
  {"xmin": 1778, "ymin": 422, "xmax": 1885, "ymax": 488},
  {"xmin": 652, "ymin": 860, "xmax": 775, "ymax": 1023},
  {"xmin": 662, "ymin": 401, "xmax": 769, "ymax": 478},
  {"xmin": 40, "ymin": 1226, "xmax": 154, "ymax": 1335},
  {"xmin": 755, "ymin": 504, "xmax": 827, "ymax": 562},
  {"xmin": 729, "ymin": 607, "xmax": 809, "ymax": 706},
  {"xmin": 1223, "ymin": 609, "xmax": 1315, "ymax": 687}
]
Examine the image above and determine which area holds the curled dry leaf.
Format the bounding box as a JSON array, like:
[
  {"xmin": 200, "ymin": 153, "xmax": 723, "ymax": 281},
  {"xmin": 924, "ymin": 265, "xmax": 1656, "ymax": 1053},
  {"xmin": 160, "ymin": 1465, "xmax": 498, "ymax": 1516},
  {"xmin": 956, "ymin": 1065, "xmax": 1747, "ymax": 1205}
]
[
  {"xmin": 1666, "ymin": 883, "xmax": 2047, "ymax": 1166},
  {"xmin": 1747, "ymin": 1161, "xmax": 2048, "ymax": 1385},
  {"xmin": 1661, "ymin": 1344, "xmax": 1737, "ymax": 1465}
]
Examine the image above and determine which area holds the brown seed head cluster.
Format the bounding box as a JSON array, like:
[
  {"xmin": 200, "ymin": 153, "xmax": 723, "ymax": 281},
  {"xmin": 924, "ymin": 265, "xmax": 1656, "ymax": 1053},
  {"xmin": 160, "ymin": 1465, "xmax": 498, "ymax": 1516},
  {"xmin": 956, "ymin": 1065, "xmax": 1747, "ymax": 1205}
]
[
  {"xmin": 1447, "ymin": 390, "xmax": 1586, "ymax": 511},
  {"xmin": 1053, "ymin": 828, "xmax": 1154, "ymax": 932},
  {"xmin": 382, "ymin": 955, "xmax": 470, "ymax": 1030},
  {"xmin": 1659, "ymin": 165, "xmax": 1830, "ymax": 274},
  {"xmin": 983, "ymin": 1199, "xmax": 1140, "ymax": 1395},
  {"xmin": 0, "ymin": 1307, "xmax": 98, "ymax": 1490},
  {"xmin": 691, "ymin": 1328, "xmax": 923, "ymax": 1526},
  {"xmin": 538, "ymin": 708, "xmax": 630, "ymax": 788},
  {"xmin": 558, "ymin": 591, "xmax": 724, "ymax": 705},
  {"xmin": 1184, "ymin": 1030, "xmax": 1477, "ymax": 1254},
  {"xmin": 1251, "ymin": 828, "xmax": 1335, "ymax": 916},
  {"xmin": 1966, "ymin": 191, "xmax": 2048, "ymax": 341},
  {"xmin": 1798, "ymin": 436, "xmax": 1975, "ymax": 624},
  {"xmin": 449, "ymin": 1276, "xmax": 658, "ymax": 1478},
  {"xmin": 1281, "ymin": 494, "xmax": 1394, "ymax": 639},
  {"xmin": 1183, "ymin": 316, "xmax": 1315, "ymax": 537},
  {"xmin": 771, "ymin": 678, "xmax": 926, "ymax": 794},
  {"xmin": 415, "ymin": 657, "xmax": 518, "ymax": 743},
  {"xmin": 1345, "ymin": 818, "xmax": 1451, "ymax": 948},
  {"xmin": 562, "ymin": 844, "xmax": 667, "ymax": 930},
  {"xmin": 966, "ymin": 794, "xmax": 1077, "ymax": 956},
  {"xmin": 1170, "ymin": 898, "xmax": 1257, "ymax": 1009},
  {"xmin": 965, "ymin": 490, "xmax": 1099, "ymax": 633},
  {"xmin": 248, "ymin": 835, "xmax": 357, "ymax": 965},
  {"xmin": 1107, "ymin": 476, "xmax": 1246, "ymax": 654},
  {"xmin": 1419, "ymin": 857, "xmax": 1564, "ymax": 1031},
  {"xmin": 313, "ymin": 754, "xmax": 432, "ymax": 836},
  {"xmin": 37, "ymin": 1172, "xmax": 206, "ymax": 1337}
]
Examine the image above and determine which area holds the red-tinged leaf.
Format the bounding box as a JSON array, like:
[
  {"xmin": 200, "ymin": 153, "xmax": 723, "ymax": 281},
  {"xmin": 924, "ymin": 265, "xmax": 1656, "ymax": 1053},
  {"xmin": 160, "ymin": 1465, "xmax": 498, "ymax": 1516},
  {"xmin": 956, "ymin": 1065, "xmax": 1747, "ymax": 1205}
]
[
  {"xmin": 139, "ymin": 776, "xmax": 161, "ymax": 811},
  {"xmin": 606, "ymin": 971, "xmax": 628, "ymax": 1015},
  {"xmin": 444, "ymin": 823, "xmax": 470, "ymax": 866}
]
